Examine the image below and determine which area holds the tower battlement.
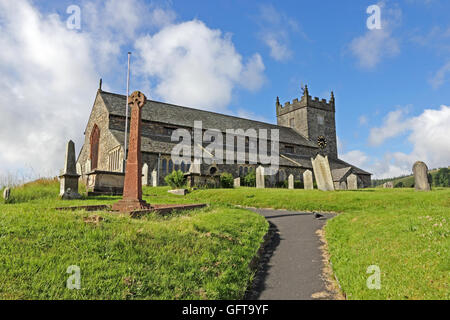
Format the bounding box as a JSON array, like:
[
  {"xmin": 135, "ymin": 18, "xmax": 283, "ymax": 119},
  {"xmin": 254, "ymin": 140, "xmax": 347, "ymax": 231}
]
[{"xmin": 276, "ymin": 85, "xmax": 335, "ymax": 117}]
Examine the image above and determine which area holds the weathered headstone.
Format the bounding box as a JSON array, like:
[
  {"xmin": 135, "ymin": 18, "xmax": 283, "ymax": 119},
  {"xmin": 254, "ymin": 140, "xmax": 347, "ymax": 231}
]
[
  {"xmin": 142, "ymin": 163, "xmax": 149, "ymax": 186},
  {"xmin": 303, "ymin": 170, "xmax": 313, "ymax": 190},
  {"xmin": 347, "ymin": 173, "xmax": 358, "ymax": 190},
  {"xmin": 256, "ymin": 166, "xmax": 265, "ymax": 188},
  {"xmin": 383, "ymin": 182, "xmax": 394, "ymax": 188},
  {"xmin": 112, "ymin": 91, "xmax": 151, "ymax": 212},
  {"xmin": 311, "ymin": 155, "xmax": 334, "ymax": 191},
  {"xmin": 59, "ymin": 140, "xmax": 81, "ymax": 199},
  {"xmin": 3, "ymin": 187, "xmax": 11, "ymax": 201},
  {"xmin": 152, "ymin": 169, "xmax": 158, "ymax": 187},
  {"xmin": 288, "ymin": 174, "xmax": 294, "ymax": 189},
  {"xmin": 413, "ymin": 161, "xmax": 431, "ymax": 191},
  {"xmin": 234, "ymin": 177, "xmax": 240, "ymax": 188}
]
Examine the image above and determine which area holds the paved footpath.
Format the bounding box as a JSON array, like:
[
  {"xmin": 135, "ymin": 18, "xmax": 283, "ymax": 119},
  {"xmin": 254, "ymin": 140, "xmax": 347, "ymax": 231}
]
[{"xmin": 246, "ymin": 209, "xmax": 335, "ymax": 300}]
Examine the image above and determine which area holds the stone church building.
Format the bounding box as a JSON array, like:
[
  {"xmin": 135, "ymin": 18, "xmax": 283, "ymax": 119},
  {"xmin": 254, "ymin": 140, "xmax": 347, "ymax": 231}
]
[{"xmin": 77, "ymin": 83, "xmax": 371, "ymax": 191}]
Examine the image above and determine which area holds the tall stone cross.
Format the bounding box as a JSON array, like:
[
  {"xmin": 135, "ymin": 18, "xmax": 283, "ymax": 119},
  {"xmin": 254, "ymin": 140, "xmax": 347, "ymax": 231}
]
[{"xmin": 112, "ymin": 91, "xmax": 151, "ymax": 212}]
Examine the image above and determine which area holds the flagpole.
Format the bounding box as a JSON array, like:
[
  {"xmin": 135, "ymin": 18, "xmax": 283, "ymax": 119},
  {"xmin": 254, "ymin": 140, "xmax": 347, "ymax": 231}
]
[{"xmin": 123, "ymin": 52, "xmax": 131, "ymax": 172}]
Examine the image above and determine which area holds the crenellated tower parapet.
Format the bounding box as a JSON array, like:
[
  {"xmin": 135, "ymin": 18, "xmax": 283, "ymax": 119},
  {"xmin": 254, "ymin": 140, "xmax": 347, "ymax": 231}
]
[{"xmin": 276, "ymin": 85, "xmax": 338, "ymax": 159}]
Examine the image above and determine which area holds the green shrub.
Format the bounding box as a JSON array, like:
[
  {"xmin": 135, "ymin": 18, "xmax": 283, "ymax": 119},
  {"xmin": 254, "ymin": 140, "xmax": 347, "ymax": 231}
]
[
  {"xmin": 220, "ymin": 173, "xmax": 234, "ymax": 188},
  {"xmin": 164, "ymin": 170, "xmax": 186, "ymax": 189},
  {"xmin": 243, "ymin": 169, "xmax": 256, "ymax": 187}
]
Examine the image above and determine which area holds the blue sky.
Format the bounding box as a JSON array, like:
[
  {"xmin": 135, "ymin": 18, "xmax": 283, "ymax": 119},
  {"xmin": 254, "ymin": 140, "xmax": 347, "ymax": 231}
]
[{"xmin": 0, "ymin": 0, "xmax": 449, "ymax": 182}]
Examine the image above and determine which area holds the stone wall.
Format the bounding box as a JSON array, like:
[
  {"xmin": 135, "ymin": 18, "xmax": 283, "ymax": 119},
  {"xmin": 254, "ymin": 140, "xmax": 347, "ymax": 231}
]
[{"xmin": 77, "ymin": 91, "xmax": 124, "ymax": 177}]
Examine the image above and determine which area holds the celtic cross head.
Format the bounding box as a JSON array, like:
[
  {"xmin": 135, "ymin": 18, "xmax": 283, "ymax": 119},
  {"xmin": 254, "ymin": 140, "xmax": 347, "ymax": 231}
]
[{"xmin": 128, "ymin": 91, "xmax": 147, "ymax": 108}]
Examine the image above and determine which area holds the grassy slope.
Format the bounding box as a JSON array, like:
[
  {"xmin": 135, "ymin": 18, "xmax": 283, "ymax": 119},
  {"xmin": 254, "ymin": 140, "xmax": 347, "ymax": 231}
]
[
  {"xmin": 146, "ymin": 186, "xmax": 449, "ymax": 300},
  {"xmin": 1, "ymin": 182, "xmax": 449, "ymax": 300},
  {"xmin": 0, "ymin": 182, "xmax": 268, "ymax": 299}
]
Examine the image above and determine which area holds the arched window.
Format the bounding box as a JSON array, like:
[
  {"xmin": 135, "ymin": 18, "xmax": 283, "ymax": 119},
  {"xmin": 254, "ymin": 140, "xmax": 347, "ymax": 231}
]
[
  {"xmin": 186, "ymin": 163, "xmax": 191, "ymax": 172},
  {"xmin": 174, "ymin": 163, "xmax": 179, "ymax": 171},
  {"xmin": 162, "ymin": 159, "xmax": 167, "ymax": 174},
  {"xmin": 168, "ymin": 160, "xmax": 173, "ymax": 173},
  {"xmin": 90, "ymin": 124, "xmax": 100, "ymax": 170},
  {"xmin": 239, "ymin": 167, "xmax": 243, "ymax": 177},
  {"xmin": 244, "ymin": 167, "xmax": 248, "ymax": 176},
  {"xmin": 181, "ymin": 162, "xmax": 185, "ymax": 172}
]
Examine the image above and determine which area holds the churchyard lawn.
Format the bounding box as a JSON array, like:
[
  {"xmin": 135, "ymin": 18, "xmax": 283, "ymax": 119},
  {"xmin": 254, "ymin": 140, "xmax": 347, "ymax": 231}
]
[{"xmin": 0, "ymin": 179, "xmax": 449, "ymax": 299}]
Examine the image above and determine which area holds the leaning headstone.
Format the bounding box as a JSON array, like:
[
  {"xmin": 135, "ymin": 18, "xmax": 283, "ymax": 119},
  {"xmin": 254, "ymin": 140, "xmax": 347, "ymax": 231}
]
[
  {"xmin": 383, "ymin": 182, "xmax": 393, "ymax": 189},
  {"xmin": 59, "ymin": 140, "xmax": 81, "ymax": 199},
  {"xmin": 413, "ymin": 161, "xmax": 431, "ymax": 191},
  {"xmin": 347, "ymin": 174, "xmax": 358, "ymax": 190},
  {"xmin": 256, "ymin": 166, "xmax": 265, "ymax": 188},
  {"xmin": 303, "ymin": 170, "xmax": 313, "ymax": 190},
  {"xmin": 152, "ymin": 169, "xmax": 158, "ymax": 187},
  {"xmin": 234, "ymin": 177, "xmax": 240, "ymax": 188},
  {"xmin": 142, "ymin": 163, "xmax": 149, "ymax": 186},
  {"xmin": 288, "ymin": 174, "xmax": 294, "ymax": 189},
  {"xmin": 311, "ymin": 155, "xmax": 334, "ymax": 191},
  {"xmin": 3, "ymin": 187, "xmax": 11, "ymax": 201}
]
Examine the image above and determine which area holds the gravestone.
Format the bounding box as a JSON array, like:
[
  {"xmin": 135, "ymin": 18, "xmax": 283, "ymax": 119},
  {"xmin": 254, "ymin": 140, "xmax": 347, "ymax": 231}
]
[
  {"xmin": 256, "ymin": 166, "xmax": 265, "ymax": 188},
  {"xmin": 311, "ymin": 155, "xmax": 334, "ymax": 191},
  {"xmin": 59, "ymin": 140, "xmax": 81, "ymax": 199},
  {"xmin": 112, "ymin": 91, "xmax": 151, "ymax": 212},
  {"xmin": 303, "ymin": 170, "xmax": 313, "ymax": 190},
  {"xmin": 413, "ymin": 161, "xmax": 431, "ymax": 191},
  {"xmin": 3, "ymin": 187, "xmax": 10, "ymax": 201},
  {"xmin": 152, "ymin": 170, "xmax": 158, "ymax": 187},
  {"xmin": 288, "ymin": 174, "xmax": 294, "ymax": 189},
  {"xmin": 189, "ymin": 161, "xmax": 201, "ymax": 174},
  {"xmin": 383, "ymin": 182, "xmax": 394, "ymax": 189},
  {"xmin": 142, "ymin": 163, "xmax": 149, "ymax": 186},
  {"xmin": 347, "ymin": 174, "xmax": 358, "ymax": 190},
  {"xmin": 234, "ymin": 177, "xmax": 240, "ymax": 188}
]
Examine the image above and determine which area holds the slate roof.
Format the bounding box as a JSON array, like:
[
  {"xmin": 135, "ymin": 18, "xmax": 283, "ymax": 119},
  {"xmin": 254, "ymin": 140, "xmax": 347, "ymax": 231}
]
[
  {"xmin": 100, "ymin": 91, "xmax": 318, "ymax": 148},
  {"xmin": 331, "ymin": 167, "xmax": 352, "ymax": 182}
]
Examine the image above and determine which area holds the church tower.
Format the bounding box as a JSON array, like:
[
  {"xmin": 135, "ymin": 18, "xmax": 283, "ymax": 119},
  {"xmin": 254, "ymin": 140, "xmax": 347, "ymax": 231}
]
[{"xmin": 276, "ymin": 85, "xmax": 338, "ymax": 159}]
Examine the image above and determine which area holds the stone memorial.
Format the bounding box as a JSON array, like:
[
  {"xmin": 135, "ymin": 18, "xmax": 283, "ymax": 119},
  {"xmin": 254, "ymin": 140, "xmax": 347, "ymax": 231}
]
[
  {"xmin": 256, "ymin": 166, "xmax": 265, "ymax": 188},
  {"xmin": 303, "ymin": 170, "xmax": 313, "ymax": 190},
  {"xmin": 288, "ymin": 174, "xmax": 294, "ymax": 189},
  {"xmin": 413, "ymin": 161, "xmax": 431, "ymax": 191},
  {"xmin": 311, "ymin": 154, "xmax": 334, "ymax": 191},
  {"xmin": 3, "ymin": 187, "xmax": 10, "ymax": 201},
  {"xmin": 383, "ymin": 182, "xmax": 394, "ymax": 189},
  {"xmin": 112, "ymin": 91, "xmax": 151, "ymax": 212},
  {"xmin": 234, "ymin": 177, "xmax": 240, "ymax": 188},
  {"xmin": 347, "ymin": 173, "xmax": 358, "ymax": 190},
  {"xmin": 142, "ymin": 163, "xmax": 149, "ymax": 186},
  {"xmin": 59, "ymin": 140, "xmax": 81, "ymax": 199},
  {"xmin": 152, "ymin": 169, "xmax": 158, "ymax": 187}
]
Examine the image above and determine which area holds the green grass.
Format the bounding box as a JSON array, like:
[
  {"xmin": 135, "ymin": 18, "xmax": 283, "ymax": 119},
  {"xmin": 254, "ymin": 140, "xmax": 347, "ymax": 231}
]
[
  {"xmin": 0, "ymin": 182, "xmax": 268, "ymax": 299},
  {"xmin": 1, "ymin": 181, "xmax": 449, "ymax": 300},
  {"xmin": 142, "ymin": 186, "xmax": 450, "ymax": 300}
]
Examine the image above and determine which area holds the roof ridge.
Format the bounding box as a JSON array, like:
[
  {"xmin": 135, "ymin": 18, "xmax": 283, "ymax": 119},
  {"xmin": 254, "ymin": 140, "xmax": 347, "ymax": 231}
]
[{"xmin": 100, "ymin": 90, "xmax": 288, "ymax": 130}]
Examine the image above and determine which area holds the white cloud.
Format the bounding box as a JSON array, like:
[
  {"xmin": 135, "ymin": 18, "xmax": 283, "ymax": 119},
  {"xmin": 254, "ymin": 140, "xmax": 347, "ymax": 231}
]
[
  {"xmin": 368, "ymin": 107, "xmax": 411, "ymax": 146},
  {"xmin": 429, "ymin": 61, "xmax": 450, "ymax": 89},
  {"xmin": 347, "ymin": 105, "xmax": 450, "ymax": 178},
  {"xmin": 256, "ymin": 4, "xmax": 306, "ymax": 62},
  {"xmin": 0, "ymin": 0, "xmax": 98, "ymax": 178},
  {"xmin": 135, "ymin": 20, "xmax": 265, "ymax": 111},
  {"xmin": 349, "ymin": 2, "xmax": 401, "ymax": 69},
  {"xmin": 340, "ymin": 150, "xmax": 370, "ymax": 169}
]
